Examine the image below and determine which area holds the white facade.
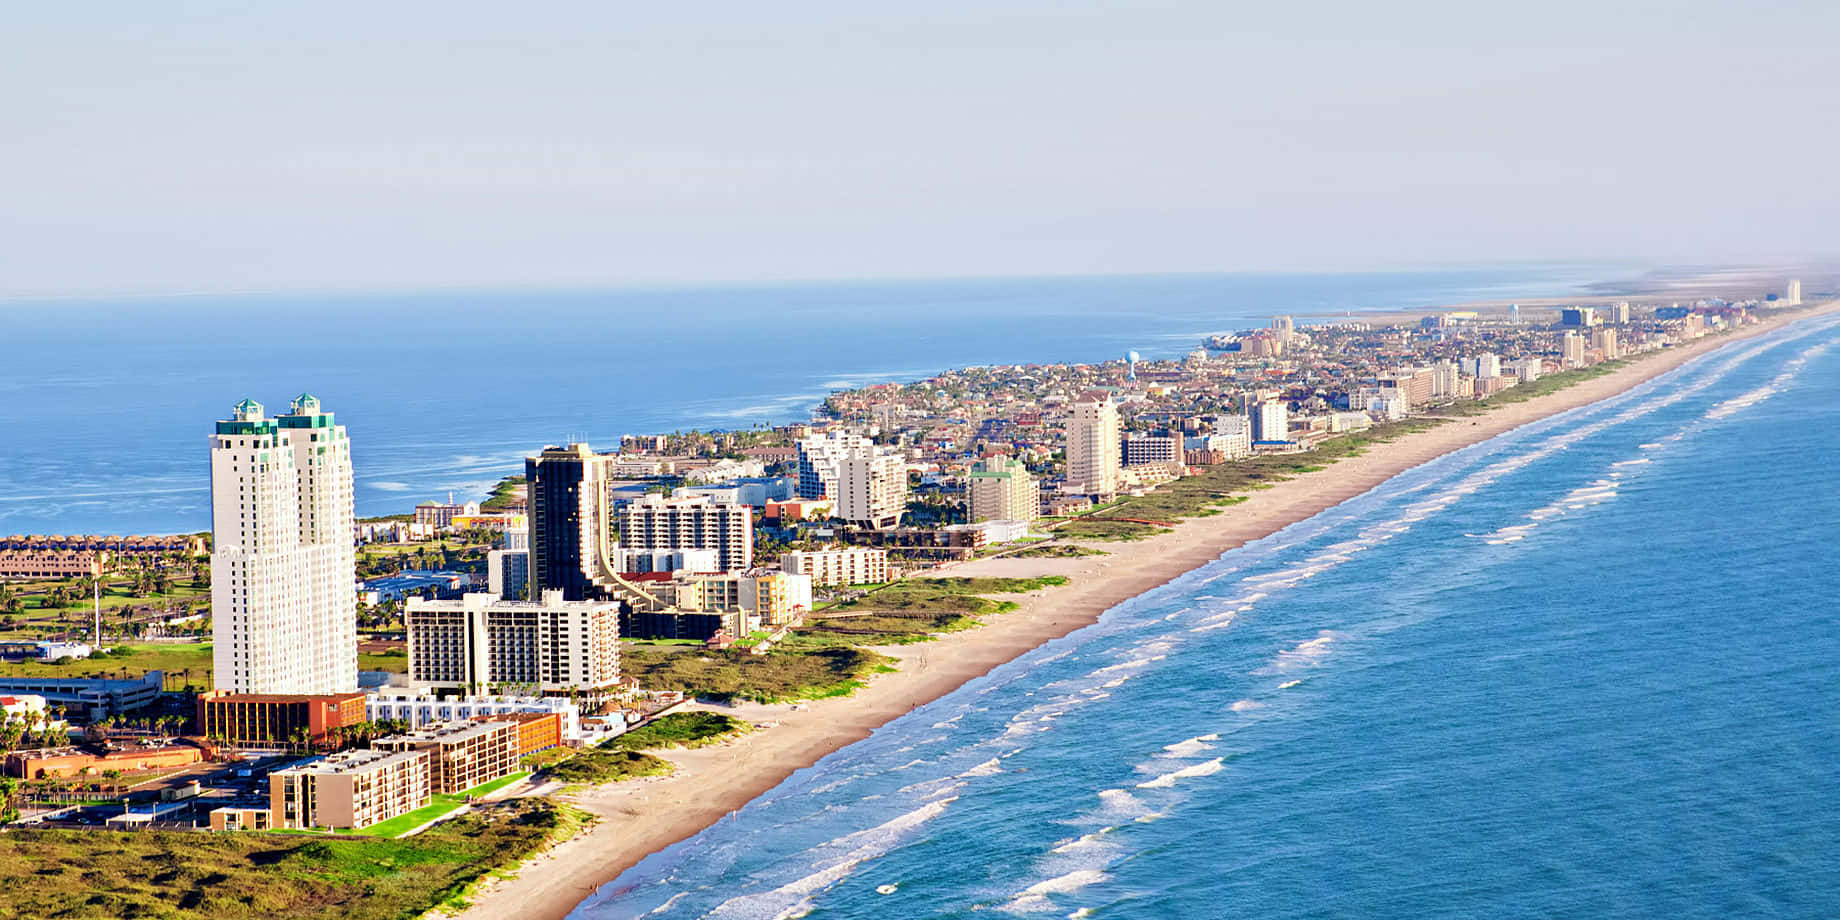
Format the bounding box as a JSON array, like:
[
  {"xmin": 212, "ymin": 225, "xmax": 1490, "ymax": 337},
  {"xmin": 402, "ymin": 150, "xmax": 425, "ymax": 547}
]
[
  {"xmin": 1785, "ymin": 279, "xmax": 1802, "ymax": 306},
  {"xmin": 619, "ymin": 493, "xmax": 754, "ymax": 571},
  {"xmin": 614, "ymin": 547, "xmax": 719, "ymax": 573},
  {"xmin": 1468, "ymin": 353, "xmax": 1501, "ymax": 379},
  {"xmin": 1507, "ymin": 357, "xmax": 1543, "ymax": 383},
  {"xmin": 1066, "ymin": 393, "xmax": 1121, "ymax": 498},
  {"xmin": 797, "ymin": 431, "xmax": 873, "ymax": 499},
  {"xmin": 780, "ymin": 548, "xmax": 889, "ymax": 586},
  {"xmin": 1431, "ymin": 361, "xmax": 1461, "ymax": 397},
  {"xmin": 487, "ymin": 549, "xmax": 529, "ymax": 599},
  {"xmin": 404, "ymin": 590, "xmax": 620, "ymax": 695},
  {"xmin": 365, "ymin": 689, "xmax": 599, "ymax": 742},
  {"xmin": 210, "ymin": 395, "xmax": 358, "ymax": 694},
  {"xmin": 1253, "ymin": 401, "xmax": 1290, "ymax": 443},
  {"xmin": 836, "ymin": 446, "xmax": 908, "ymax": 529}
]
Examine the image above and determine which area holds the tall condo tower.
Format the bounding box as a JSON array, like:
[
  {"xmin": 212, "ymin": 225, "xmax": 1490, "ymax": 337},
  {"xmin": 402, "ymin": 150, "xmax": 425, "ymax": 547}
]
[
  {"xmin": 1785, "ymin": 279, "xmax": 1802, "ymax": 306},
  {"xmin": 210, "ymin": 395, "xmax": 357, "ymax": 693},
  {"xmin": 1066, "ymin": 391, "xmax": 1121, "ymax": 500}
]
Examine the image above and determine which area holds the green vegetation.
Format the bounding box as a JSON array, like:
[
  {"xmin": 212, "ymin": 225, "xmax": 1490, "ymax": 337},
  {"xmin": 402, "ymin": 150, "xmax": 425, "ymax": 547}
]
[
  {"xmin": 0, "ymin": 641, "xmax": 212, "ymax": 683},
  {"xmin": 481, "ymin": 475, "xmax": 526, "ymax": 512},
  {"xmin": 0, "ymin": 798, "xmax": 585, "ymax": 920},
  {"xmin": 358, "ymin": 648, "xmax": 409, "ymax": 673},
  {"xmin": 795, "ymin": 612, "xmax": 980, "ymax": 646},
  {"xmin": 830, "ymin": 576, "xmax": 1069, "ymax": 616},
  {"xmin": 1002, "ymin": 543, "xmax": 1108, "ymax": 558},
  {"xmin": 621, "ymin": 645, "xmax": 888, "ymax": 703},
  {"xmin": 339, "ymin": 772, "xmax": 533, "ymax": 839},
  {"xmin": 1057, "ymin": 418, "xmax": 1447, "ymax": 540},
  {"xmin": 543, "ymin": 749, "xmax": 673, "ymax": 785},
  {"xmin": 605, "ymin": 712, "xmax": 749, "ymax": 751},
  {"xmin": 1437, "ymin": 359, "xmax": 1633, "ymax": 415}
]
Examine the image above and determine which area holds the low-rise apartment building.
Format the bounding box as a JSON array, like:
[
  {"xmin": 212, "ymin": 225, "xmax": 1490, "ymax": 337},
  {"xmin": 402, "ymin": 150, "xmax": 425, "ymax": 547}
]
[
  {"xmin": 372, "ymin": 719, "xmax": 518, "ymax": 795},
  {"xmin": 779, "ymin": 548, "xmax": 889, "ymax": 586},
  {"xmin": 270, "ymin": 748, "xmax": 431, "ymax": 830}
]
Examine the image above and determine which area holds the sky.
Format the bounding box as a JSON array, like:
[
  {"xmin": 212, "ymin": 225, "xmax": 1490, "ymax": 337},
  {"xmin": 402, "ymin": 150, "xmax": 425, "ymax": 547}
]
[{"xmin": 2, "ymin": 1, "xmax": 1836, "ymax": 296}]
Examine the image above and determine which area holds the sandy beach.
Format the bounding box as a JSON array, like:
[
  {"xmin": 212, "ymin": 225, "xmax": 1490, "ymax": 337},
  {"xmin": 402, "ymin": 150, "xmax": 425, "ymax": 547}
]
[{"xmin": 449, "ymin": 301, "xmax": 1836, "ymax": 920}]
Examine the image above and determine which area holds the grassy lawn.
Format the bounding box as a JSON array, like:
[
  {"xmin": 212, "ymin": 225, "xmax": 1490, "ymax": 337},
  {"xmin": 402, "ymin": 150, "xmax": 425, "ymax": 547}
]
[
  {"xmin": 336, "ymin": 772, "xmax": 533, "ymax": 838},
  {"xmin": 358, "ymin": 649, "xmax": 408, "ymax": 673},
  {"xmin": 0, "ymin": 641, "xmax": 213, "ymax": 680},
  {"xmin": 0, "ymin": 798, "xmax": 586, "ymax": 920}
]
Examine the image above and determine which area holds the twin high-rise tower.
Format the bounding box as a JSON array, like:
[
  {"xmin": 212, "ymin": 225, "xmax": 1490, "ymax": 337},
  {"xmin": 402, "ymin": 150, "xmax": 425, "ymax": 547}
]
[{"xmin": 209, "ymin": 395, "xmax": 358, "ymax": 694}]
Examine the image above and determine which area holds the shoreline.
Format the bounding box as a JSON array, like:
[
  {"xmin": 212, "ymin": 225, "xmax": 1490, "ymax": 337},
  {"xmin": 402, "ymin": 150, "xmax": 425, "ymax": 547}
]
[{"xmin": 451, "ymin": 302, "xmax": 1840, "ymax": 920}]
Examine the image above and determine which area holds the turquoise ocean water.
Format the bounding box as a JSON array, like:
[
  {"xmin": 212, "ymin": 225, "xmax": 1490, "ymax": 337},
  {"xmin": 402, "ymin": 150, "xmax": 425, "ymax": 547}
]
[{"xmin": 569, "ymin": 310, "xmax": 1840, "ymax": 919}]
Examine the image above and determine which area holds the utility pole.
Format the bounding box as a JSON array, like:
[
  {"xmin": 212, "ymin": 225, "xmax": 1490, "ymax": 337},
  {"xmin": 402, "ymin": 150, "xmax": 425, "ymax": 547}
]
[{"xmin": 94, "ymin": 579, "xmax": 102, "ymax": 647}]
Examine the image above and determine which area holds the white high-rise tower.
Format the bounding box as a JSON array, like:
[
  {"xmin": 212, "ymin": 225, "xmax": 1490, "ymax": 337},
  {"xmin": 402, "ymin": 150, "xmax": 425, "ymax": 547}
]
[
  {"xmin": 1785, "ymin": 279, "xmax": 1802, "ymax": 306},
  {"xmin": 210, "ymin": 395, "xmax": 358, "ymax": 694},
  {"xmin": 1066, "ymin": 391, "xmax": 1120, "ymax": 500}
]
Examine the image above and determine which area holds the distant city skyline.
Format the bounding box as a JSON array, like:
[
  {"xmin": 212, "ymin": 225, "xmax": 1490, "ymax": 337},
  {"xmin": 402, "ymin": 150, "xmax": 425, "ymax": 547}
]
[{"xmin": 4, "ymin": 2, "xmax": 1838, "ymax": 296}]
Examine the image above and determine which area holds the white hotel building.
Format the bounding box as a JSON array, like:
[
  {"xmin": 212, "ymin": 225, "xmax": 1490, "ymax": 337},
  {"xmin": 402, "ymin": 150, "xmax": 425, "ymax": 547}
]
[{"xmin": 209, "ymin": 395, "xmax": 358, "ymax": 694}]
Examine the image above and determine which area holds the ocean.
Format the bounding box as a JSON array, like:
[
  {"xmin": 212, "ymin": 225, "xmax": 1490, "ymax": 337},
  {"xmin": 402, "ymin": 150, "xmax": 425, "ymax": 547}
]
[
  {"xmin": 0, "ymin": 266, "xmax": 1610, "ymax": 535},
  {"xmin": 568, "ymin": 310, "xmax": 1840, "ymax": 919}
]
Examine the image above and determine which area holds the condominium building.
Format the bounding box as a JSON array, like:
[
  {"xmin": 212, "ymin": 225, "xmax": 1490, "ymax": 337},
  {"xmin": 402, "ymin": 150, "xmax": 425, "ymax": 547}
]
[
  {"xmin": 1785, "ymin": 279, "xmax": 1802, "ymax": 306},
  {"xmin": 1592, "ymin": 328, "xmax": 1620, "ymax": 360},
  {"xmin": 1065, "ymin": 392, "xmax": 1120, "ymax": 499},
  {"xmin": 1468, "ymin": 353, "xmax": 1501, "ymax": 379},
  {"xmin": 373, "ymin": 719, "xmax": 518, "ymax": 794},
  {"xmin": 967, "ymin": 457, "xmax": 1040, "ymax": 523},
  {"xmin": 404, "ymin": 590, "xmax": 620, "ymax": 695},
  {"xmin": 271, "ymin": 748, "xmax": 430, "ymax": 830},
  {"xmin": 487, "ymin": 548, "xmax": 529, "ymax": 599},
  {"xmin": 1562, "ymin": 331, "xmax": 1587, "ymax": 368},
  {"xmin": 796, "ymin": 431, "xmax": 873, "ymax": 499},
  {"xmin": 526, "ymin": 443, "xmax": 617, "ymax": 602},
  {"xmin": 1252, "ymin": 400, "xmax": 1290, "ymax": 443},
  {"xmin": 1430, "ymin": 361, "xmax": 1461, "ymax": 398},
  {"xmin": 779, "ymin": 548, "xmax": 890, "ymax": 586},
  {"xmin": 1121, "ymin": 434, "xmax": 1182, "ymax": 467},
  {"xmin": 619, "ymin": 493, "xmax": 754, "ymax": 571},
  {"xmin": 835, "ymin": 446, "xmax": 908, "ymax": 529},
  {"xmin": 209, "ymin": 395, "xmax": 357, "ymax": 694}
]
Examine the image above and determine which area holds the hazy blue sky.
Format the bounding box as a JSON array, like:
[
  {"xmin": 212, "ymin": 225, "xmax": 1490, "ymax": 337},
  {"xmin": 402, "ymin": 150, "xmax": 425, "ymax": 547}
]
[{"xmin": 3, "ymin": 1, "xmax": 1835, "ymax": 295}]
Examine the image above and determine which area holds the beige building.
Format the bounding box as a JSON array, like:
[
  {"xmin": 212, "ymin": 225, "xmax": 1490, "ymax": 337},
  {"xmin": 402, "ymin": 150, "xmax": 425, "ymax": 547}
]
[
  {"xmin": 373, "ymin": 719, "xmax": 518, "ymax": 795},
  {"xmin": 619, "ymin": 493, "xmax": 754, "ymax": 571},
  {"xmin": 780, "ymin": 548, "xmax": 889, "ymax": 586},
  {"xmin": 405, "ymin": 591, "xmax": 620, "ymax": 695},
  {"xmin": 966, "ymin": 458, "xmax": 1039, "ymax": 524},
  {"xmin": 835, "ymin": 446, "xmax": 908, "ymax": 529},
  {"xmin": 270, "ymin": 748, "xmax": 430, "ymax": 830},
  {"xmin": 1065, "ymin": 392, "xmax": 1120, "ymax": 499},
  {"xmin": 646, "ymin": 570, "xmax": 814, "ymax": 628}
]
